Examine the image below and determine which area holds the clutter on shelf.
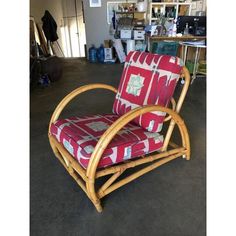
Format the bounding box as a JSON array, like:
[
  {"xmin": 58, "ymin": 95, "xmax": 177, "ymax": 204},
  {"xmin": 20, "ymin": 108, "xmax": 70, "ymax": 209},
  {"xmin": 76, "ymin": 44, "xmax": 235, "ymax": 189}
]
[{"xmin": 88, "ymin": 0, "xmax": 206, "ymax": 68}]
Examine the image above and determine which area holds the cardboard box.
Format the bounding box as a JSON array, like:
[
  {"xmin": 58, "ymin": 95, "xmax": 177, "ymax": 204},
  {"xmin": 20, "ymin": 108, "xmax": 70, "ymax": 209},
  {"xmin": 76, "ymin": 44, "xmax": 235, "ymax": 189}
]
[
  {"xmin": 104, "ymin": 58, "xmax": 116, "ymax": 64},
  {"xmin": 120, "ymin": 30, "xmax": 132, "ymax": 39},
  {"xmin": 104, "ymin": 47, "xmax": 113, "ymax": 60},
  {"xmin": 113, "ymin": 39, "xmax": 126, "ymax": 63},
  {"xmin": 104, "ymin": 40, "xmax": 112, "ymax": 48},
  {"xmin": 134, "ymin": 30, "xmax": 145, "ymax": 40}
]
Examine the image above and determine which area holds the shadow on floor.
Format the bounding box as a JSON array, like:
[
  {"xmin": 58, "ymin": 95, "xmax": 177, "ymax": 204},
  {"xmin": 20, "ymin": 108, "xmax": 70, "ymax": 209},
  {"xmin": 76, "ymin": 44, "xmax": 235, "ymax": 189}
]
[{"xmin": 30, "ymin": 58, "xmax": 206, "ymax": 236}]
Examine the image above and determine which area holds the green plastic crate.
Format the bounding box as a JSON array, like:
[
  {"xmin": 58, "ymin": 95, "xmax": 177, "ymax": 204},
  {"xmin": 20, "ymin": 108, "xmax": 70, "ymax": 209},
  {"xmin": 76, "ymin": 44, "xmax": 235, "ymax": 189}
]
[
  {"xmin": 152, "ymin": 41, "xmax": 179, "ymax": 56},
  {"xmin": 186, "ymin": 60, "xmax": 194, "ymax": 74}
]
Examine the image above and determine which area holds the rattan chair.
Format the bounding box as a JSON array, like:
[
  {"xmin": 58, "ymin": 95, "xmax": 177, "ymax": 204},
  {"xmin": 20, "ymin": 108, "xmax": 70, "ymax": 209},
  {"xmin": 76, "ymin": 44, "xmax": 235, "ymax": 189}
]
[{"xmin": 48, "ymin": 51, "xmax": 191, "ymax": 212}]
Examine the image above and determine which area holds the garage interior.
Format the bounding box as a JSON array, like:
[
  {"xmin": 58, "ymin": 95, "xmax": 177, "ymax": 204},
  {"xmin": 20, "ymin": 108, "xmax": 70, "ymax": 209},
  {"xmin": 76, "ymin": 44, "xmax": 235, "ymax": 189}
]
[{"xmin": 30, "ymin": 0, "xmax": 206, "ymax": 235}]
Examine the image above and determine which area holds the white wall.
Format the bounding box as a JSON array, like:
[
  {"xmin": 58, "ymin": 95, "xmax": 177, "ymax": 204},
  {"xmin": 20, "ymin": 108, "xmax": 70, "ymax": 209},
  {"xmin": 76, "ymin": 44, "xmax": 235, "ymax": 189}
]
[{"xmin": 83, "ymin": 0, "xmax": 112, "ymax": 50}]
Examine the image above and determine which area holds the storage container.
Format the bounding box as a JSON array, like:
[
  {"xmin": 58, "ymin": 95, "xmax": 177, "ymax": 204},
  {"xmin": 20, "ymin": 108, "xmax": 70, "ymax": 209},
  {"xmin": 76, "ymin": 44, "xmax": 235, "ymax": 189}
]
[
  {"xmin": 120, "ymin": 30, "xmax": 132, "ymax": 39},
  {"xmin": 88, "ymin": 45, "xmax": 97, "ymax": 63},
  {"xmin": 134, "ymin": 30, "xmax": 145, "ymax": 40},
  {"xmin": 135, "ymin": 41, "xmax": 146, "ymax": 52},
  {"xmin": 97, "ymin": 45, "xmax": 105, "ymax": 63},
  {"xmin": 185, "ymin": 60, "xmax": 194, "ymax": 74},
  {"xmin": 152, "ymin": 41, "xmax": 179, "ymax": 56},
  {"xmin": 104, "ymin": 48, "xmax": 113, "ymax": 60}
]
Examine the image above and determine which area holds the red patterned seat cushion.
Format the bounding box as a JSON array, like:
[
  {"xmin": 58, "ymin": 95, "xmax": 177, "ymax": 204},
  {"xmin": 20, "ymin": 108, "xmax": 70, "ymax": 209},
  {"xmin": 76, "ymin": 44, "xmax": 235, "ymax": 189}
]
[
  {"xmin": 113, "ymin": 51, "xmax": 183, "ymax": 132},
  {"xmin": 50, "ymin": 114, "xmax": 163, "ymax": 169}
]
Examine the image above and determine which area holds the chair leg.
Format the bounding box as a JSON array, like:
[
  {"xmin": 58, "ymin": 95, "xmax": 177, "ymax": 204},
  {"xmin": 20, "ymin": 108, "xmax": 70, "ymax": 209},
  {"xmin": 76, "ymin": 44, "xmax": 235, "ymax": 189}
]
[
  {"xmin": 182, "ymin": 153, "xmax": 190, "ymax": 160},
  {"xmin": 49, "ymin": 137, "xmax": 70, "ymax": 167},
  {"xmin": 49, "ymin": 138, "xmax": 60, "ymax": 158},
  {"xmin": 92, "ymin": 199, "xmax": 103, "ymax": 213}
]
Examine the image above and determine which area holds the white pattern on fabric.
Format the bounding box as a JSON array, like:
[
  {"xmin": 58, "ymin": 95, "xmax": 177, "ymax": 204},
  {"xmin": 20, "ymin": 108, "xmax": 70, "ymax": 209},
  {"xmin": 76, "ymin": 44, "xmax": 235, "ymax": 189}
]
[
  {"xmin": 56, "ymin": 122, "xmax": 70, "ymax": 141},
  {"xmin": 124, "ymin": 146, "xmax": 132, "ymax": 160},
  {"xmin": 126, "ymin": 74, "xmax": 144, "ymax": 96},
  {"xmin": 154, "ymin": 135, "xmax": 164, "ymax": 144},
  {"xmin": 51, "ymin": 113, "xmax": 165, "ymax": 169},
  {"xmin": 86, "ymin": 121, "xmax": 109, "ymax": 132},
  {"xmin": 76, "ymin": 135, "xmax": 94, "ymax": 145},
  {"xmin": 147, "ymin": 120, "xmax": 155, "ymax": 132},
  {"xmin": 143, "ymin": 139, "xmax": 149, "ymax": 154},
  {"xmin": 169, "ymin": 56, "xmax": 176, "ymax": 63},
  {"xmin": 67, "ymin": 119, "xmax": 99, "ymax": 141},
  {"xmin": 107, "ymin": 147, "xmax": 118, "ymax": 163},
  {"xmin": 63, "ymin": 139, "xmax": 74, "ymax": 155},
  {"xmin": 84, "ymin": 145, "xmax": 94, "ymax": 154}
]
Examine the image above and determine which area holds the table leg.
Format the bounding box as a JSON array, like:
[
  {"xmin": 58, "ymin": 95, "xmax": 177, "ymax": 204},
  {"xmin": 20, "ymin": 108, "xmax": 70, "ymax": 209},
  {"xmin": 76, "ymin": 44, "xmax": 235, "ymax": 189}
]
[
  {"xmin": 191, "ymin": 47, "xmax": 200, "ymax": 84},
  {"xmin": 183, "ymin": 45, "xmax": 188, "ymax": 65},
  {"xmin": 196, "ymin": 48, "xmax": 201, "ymax": 74},
  {"xmin": 180, "ymin": 45, "xmax": 188, "ymax": 85}
]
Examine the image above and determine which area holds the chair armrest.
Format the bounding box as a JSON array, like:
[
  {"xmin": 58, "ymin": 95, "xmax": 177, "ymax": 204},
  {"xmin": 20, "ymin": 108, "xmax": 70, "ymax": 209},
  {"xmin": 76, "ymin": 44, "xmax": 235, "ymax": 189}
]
[
  {"xmin": 164, "ymin": 97, "xmax": 176, "ymax": 122},
  {"xmin": 86, "ymin": 104, "xmax": 190, "ymax": 196},
  {"xmin": 164, "ymin": 66, "xmax": 190, "ymax": 122},
  {"xmin": 48, "ymin": 83, "xmax": 117, "ymax": 134}
]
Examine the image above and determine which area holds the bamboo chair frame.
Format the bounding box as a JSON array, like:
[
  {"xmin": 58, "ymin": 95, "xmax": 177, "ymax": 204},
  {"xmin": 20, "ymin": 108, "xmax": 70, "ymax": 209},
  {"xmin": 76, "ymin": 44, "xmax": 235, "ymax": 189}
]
[{"xmin": 48, "ymin": 67, "xmax": 191, "ymax": 213}]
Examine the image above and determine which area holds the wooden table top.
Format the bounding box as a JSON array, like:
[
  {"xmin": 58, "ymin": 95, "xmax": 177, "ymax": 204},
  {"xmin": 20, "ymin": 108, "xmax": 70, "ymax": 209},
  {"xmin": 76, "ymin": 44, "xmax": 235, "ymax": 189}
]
[{"xmin": 148, "ymin": 35, "xmax": 206, "ymax": 41}]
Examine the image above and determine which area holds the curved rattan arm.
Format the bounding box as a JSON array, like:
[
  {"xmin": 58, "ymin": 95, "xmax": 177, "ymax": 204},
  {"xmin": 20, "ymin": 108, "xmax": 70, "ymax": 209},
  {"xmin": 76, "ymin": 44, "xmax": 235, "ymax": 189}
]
[
  {"xmin": 86, "ymin": 105, "xmax": 190, "ymax": 204},
  {"xmin": 164, "ymin": 97, "xmax": 176, "ymax": 122},
  {"xmin": 48, "ymin": 83, "xmax": 117, "ymax": 134},
  {"xmin": 163, "ymin": 66, "xmax": 190, "ymax": 122},
  {"xmin": 177, "ymin": 66, "xmax": 190, "ymax": 113}
]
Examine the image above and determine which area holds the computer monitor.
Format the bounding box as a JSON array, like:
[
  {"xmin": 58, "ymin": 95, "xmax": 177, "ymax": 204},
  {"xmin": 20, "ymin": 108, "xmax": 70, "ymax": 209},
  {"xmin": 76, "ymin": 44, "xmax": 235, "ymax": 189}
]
[{"xmin": 176, "ymin": 16, "xmax": 206, "ymax": 36}]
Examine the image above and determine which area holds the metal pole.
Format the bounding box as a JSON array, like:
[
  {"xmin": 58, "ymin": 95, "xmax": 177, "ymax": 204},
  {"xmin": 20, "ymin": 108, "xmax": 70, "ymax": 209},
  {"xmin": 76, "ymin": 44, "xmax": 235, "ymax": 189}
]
[{"xmin": 191, "ymin": 46, "xmax": 200, "ymax": 84}]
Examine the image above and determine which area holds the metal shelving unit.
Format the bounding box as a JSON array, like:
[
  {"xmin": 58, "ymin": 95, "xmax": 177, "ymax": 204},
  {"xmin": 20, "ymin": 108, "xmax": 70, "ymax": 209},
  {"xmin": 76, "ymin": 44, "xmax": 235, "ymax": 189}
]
[{"xmin": 148, "ymin": 1, "xmax": 192, "ymax": 24}]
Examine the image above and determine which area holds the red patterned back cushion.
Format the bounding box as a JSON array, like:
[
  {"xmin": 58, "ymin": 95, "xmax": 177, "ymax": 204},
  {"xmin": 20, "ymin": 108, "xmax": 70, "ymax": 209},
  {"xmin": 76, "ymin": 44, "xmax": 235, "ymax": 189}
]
[{"xmin": 113, "ymin": 51, "xmax": 183, "ymax": 132}]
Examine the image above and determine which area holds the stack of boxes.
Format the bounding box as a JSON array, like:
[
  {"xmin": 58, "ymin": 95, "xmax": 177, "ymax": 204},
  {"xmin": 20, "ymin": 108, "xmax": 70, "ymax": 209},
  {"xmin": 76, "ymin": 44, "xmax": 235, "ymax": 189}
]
[
  {"xmin": 104, "ymin": 40, "xmax": 116, "ymax": 63},
  {"xmin": 120, "ymin": 29, "xmax": 132, "ymax": 39},
  {"xmin": 118, "ymin": 19, "xmax": 146, "ymax": 54},
  {"xmin": 133, "ymin": 19, "xmax": 146, "ymax": 52}
]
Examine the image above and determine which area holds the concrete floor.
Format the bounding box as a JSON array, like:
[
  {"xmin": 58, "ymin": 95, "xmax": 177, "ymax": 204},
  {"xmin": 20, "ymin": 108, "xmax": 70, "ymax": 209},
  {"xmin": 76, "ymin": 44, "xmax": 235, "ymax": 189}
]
[{"xmin": 30, "ymin": 58, "xmax": 206, "ymax": 236}]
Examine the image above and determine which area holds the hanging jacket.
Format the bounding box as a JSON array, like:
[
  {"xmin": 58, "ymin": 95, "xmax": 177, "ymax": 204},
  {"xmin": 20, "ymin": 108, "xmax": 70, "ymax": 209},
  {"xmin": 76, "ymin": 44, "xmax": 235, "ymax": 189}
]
[{"xmin": 41, "ymin": 10, "xmax": 59, "ymax": 42}]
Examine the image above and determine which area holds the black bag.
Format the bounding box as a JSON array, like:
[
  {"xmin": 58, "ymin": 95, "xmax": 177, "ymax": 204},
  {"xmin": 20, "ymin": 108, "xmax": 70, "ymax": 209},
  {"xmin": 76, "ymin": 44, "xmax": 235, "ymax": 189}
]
[
  {"xmin": 40, "ymin": 56, "xmax": 63, "ymax": 82},
  {"xmin": 30, "ymin": 56, "xmax": 63, "ymax": 90},
  {"xmin": 41, "ymin": 10, "xmax": 59, "ymax": 42}
]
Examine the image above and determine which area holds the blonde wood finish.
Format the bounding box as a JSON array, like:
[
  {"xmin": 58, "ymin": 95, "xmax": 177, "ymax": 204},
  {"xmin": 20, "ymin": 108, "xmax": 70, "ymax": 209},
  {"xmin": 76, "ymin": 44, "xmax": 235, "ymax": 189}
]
[
  {"xmin": 48, "ymin": 68, "xmax": 191, "ymax": 212},
  {"xmin": 48, "ymin": 83, "xmax": 117, "ymax": 132},
  {"xmin": 85, "ymin": 105, "xmax": 190, "ymax": 209},
  {"xmin": 49, "ymin": 137, "xmax": 88, "ymax": 196},
  {"xmin": 164, "ymin": 97, "xmax": 176, "ymax": 122},
  {"xmin": 98, "ymin": 152, "xmax": 183, "ymax": 199},
  {"xmin": 49, "ymin": 136, "xmax": 87, "ymax": 181},
  {"xmin": 95, "ymin": 147, "xmax": 185, "ymax": 178},
  {"xmin": 161, "ymin": 66, "xmax": 190, "ymax": 152},
  {"xmin": 148, "ymin": 35, "xmax": 206, "ymax": 41}
]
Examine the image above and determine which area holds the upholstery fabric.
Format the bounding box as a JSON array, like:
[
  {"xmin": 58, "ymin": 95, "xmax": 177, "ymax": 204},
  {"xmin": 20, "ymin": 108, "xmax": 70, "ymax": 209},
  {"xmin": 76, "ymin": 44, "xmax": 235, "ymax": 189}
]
[
  {"xmin": 113, "ymin": 51, "xmax": 183, "ymax": 132},
  {"xmin": 50, "ymin": 114, "xmax": 163, "ymax": 169}
]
